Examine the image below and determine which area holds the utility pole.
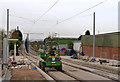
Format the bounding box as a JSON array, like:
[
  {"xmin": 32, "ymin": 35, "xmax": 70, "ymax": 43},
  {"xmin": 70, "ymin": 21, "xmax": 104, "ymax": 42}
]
[
  {"xmin": 93, "ymin": 12, "xmax": 95, "ymax": 59},
  {"xmin": 7, "ymin": 9, "xmax": 9, "ymax": 64},
  {"xmin": 7, "ymin": 9, "xmax": 9, "ymax": 39}
]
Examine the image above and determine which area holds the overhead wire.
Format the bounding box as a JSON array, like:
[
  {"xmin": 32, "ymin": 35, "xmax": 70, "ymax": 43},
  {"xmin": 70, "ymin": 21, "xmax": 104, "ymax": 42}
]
[
  {"xmin": 10, "ymin": 0, "xmax": 107, "ymax": 38},
  {"xmin": 9, "ymin": 0, "xmax": 60, "ymax": 39},
  {"xmin": 10, "ymin": 14, "xmax": 58, "ymax": 25},
  {"xmin": 57, "ymin": 0, "xmax": 107, "ymax": 24},
  {"xmin": 10, "ymin": 14, "xmax": 49, "ymax": 23},
  {"xmin": 35, "ymin": 0, "xmax": 60, "ymax": 23},
  {"xmin": 10, "ymin": 14, "xmax": 34, "ymax": 23},
  {"xmin": 9, "ymin": 0, "xmax": 60, "ymax": 31},
  {"xmin": 44, "ymin": 0, "xmax": 107, "ymax": 33},
  {"xmin": 43, "ymin": 14, "xmax": 92, "ymax": 33}
]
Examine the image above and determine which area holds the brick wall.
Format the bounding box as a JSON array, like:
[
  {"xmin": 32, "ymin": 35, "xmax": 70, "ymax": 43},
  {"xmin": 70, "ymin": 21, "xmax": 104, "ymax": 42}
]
[{"xmin": 82, "ymin": 46, "xmax": 120, "ymax": 60}]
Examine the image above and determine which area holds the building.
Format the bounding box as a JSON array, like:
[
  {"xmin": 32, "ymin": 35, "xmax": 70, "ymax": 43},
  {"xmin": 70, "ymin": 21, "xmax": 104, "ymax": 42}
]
[
  {"xmin": 73, "ymin": 41, "xmax": 81, "ymax": 52},
  {"xmin": 81, "ymin": 32, "xmax": 120, "ymax": 60}
]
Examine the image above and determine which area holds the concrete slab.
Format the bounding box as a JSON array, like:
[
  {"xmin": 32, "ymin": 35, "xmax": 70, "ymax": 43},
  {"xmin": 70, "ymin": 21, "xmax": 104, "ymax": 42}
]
[
  {"xmin": 48, "ymin": 71, "xmax": 76, "ymax": 80},
  {"xmin": 62, "ymin": 64, "xmax": 111, "ymax": 80},
  {"xmin": 61, "ymin": 56, "xmax": 119, "ymax": 81},
  {"xmin": 61, "ymin": 56, "xmax": 119, "ymax": 73}
]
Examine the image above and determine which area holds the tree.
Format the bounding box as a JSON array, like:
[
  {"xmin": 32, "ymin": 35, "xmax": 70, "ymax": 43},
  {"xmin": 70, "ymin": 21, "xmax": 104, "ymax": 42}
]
[
  {"xmin": 0, "ymin": 29, "xmax": 7, "ymax": 57},
  {"xmin": 85, "ymin": 30, "xmax": 90, "ymax": 35},
  {"xmin": 44, "ymin": 36, "xmax": 51, "ymax": 42},
  {"xmin": 10, "ymin": 29, "xmax": 23, "ymax": 41},
  {"xmin": 0, "ymin": 29, "xmax": 7, "ymax": 39},
  {"xmin": 68, "ymin": 41, "xmax": 73, "ymax": 49},
  {"xmin": 9, "ymin": 29, "xmax": 23, "ymax": 50},
  {"xmin": 78, "ymin": 35, "xmax": 82, "ymax": 40}
]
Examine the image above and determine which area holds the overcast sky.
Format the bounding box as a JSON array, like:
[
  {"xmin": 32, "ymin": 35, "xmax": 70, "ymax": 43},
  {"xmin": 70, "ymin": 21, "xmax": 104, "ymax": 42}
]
[{"xmin": 0, "ymin": 0, "xmax": 119, "ymax": 40}]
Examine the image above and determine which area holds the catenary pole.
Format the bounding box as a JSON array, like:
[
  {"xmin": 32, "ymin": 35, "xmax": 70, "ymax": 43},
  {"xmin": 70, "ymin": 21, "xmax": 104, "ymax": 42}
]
[
  {"xmin": 7, "ymin": 9, "xmax": 9, "ymax": 63},
  {"xmin": 93, "ymin": 12, "xmax": 95, "ymax": 58}
]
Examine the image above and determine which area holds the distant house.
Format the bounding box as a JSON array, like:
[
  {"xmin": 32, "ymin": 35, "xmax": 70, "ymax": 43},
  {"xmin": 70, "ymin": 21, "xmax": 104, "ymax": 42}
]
[
  {"xmin": 73, "ymin": 41, "xmax": 81, "ymax": 52},
  {"xmin": 81, "ymin": 32, "xmax": 120, "ymax": 60}
]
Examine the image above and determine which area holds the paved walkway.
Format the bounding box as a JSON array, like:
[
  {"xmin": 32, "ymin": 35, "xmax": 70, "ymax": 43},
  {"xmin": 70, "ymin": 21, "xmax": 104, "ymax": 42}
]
[
  {"xmin": 9, "ymin": 56, "xmax": 46, "ymax": 80},
  {"xmin": 61, "ymin": 56, "xmax": 119, "ymax": 70},
  {"xmin": 11, "ymin": 65, "xmax": 45, "ymax": 80},
  {"xmin": 61, "ymin": 56, "xmax": 120, "ymax": 81}
]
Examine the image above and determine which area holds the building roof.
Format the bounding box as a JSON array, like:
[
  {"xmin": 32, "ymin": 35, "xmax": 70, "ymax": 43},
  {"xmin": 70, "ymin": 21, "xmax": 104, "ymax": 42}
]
[{"xmin": 81, "ymin": 32, "xmax": 120, "ymax": 47}]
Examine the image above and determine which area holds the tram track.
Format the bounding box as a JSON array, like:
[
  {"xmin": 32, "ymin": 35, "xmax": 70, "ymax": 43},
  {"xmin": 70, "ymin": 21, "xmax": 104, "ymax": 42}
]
[
  {"xmin": 22, "ymin": 51, "xmax": 78, "ymax": 81},
  {"xmin": 20, "ymin": 44, "xmax": 115, "ymax": 81},
  {"xmin": 61, "ymin": 58, "xmax": 119, "ymax": 75},
  {"xmin": 21, "ymin": 49, "xmax": 115, "ymax": 81},
  {"xmin": 29, "ymin": 47, "xmax": 119, "ymax": 75}
]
